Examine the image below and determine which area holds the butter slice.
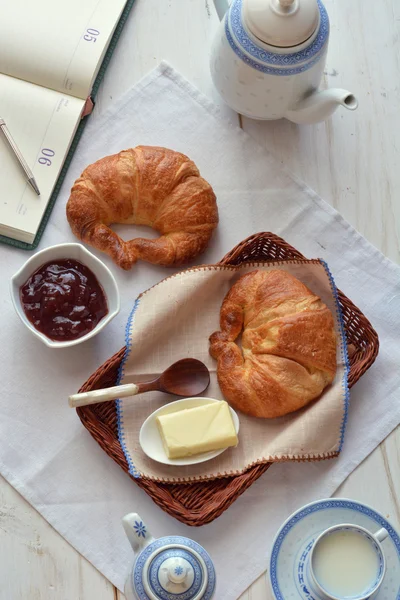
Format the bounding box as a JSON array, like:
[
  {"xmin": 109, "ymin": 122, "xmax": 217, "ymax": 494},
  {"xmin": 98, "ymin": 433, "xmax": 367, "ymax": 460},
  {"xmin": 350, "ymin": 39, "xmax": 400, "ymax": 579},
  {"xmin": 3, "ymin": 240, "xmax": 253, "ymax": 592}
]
[{"xmin": 156, "ymin": 401, "xmax": 238, "ymax": 459}]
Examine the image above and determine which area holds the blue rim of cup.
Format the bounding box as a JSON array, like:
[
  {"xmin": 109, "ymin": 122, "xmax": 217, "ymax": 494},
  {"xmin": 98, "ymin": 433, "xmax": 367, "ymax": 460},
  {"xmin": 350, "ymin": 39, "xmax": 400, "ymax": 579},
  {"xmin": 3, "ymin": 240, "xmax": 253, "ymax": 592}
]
[
  {"xmin": 309, "ymin": 524, "xmax": 385, "ymax": 600},
  {"xmin": 269, "ymin": 498, "xmax": 400, "ymax": 600}
]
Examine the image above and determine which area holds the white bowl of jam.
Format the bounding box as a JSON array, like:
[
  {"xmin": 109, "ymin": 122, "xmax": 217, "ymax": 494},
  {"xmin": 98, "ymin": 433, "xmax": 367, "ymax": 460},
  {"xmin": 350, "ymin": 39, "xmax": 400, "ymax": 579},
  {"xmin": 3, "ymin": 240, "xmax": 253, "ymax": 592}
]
[{"xmin": 10, "ymin": 243, "xmax": 120, "ymax": 348}]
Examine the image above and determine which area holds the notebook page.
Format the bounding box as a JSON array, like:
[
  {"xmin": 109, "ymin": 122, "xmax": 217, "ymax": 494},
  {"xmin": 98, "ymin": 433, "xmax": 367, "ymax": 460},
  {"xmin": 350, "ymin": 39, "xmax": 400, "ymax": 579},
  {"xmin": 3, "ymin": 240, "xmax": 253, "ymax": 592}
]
[
  {"xmin": 0, "ymin": 75, "xmax": 84, "ymax": 243},
  {"xmin": 0, "ymin": 0, "xmax": 127, "ymax": 100}
]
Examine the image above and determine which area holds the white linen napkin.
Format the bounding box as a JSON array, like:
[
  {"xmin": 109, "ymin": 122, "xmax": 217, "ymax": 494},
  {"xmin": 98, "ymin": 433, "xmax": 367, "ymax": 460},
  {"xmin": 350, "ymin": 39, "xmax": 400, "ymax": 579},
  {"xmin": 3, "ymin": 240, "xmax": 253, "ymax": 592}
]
[
  {"xmin": 119, "ymin": 260, "xmax": 349, "ymax": 481},
  {"xmin": 1, "ymin": 63, "xmax": 400, "ymax": 600}
]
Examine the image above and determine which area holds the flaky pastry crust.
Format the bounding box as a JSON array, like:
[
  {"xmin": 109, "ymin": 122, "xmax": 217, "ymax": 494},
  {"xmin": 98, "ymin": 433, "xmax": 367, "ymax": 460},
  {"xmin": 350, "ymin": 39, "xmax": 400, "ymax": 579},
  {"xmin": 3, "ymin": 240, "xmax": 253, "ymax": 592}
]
[
  {"xmin": 209, "ymin": 270, "xmax": 337, "ymax": 418},
  {"xmin": 66, "ymin": 146, "xmax": 218, "ymax": 269}
]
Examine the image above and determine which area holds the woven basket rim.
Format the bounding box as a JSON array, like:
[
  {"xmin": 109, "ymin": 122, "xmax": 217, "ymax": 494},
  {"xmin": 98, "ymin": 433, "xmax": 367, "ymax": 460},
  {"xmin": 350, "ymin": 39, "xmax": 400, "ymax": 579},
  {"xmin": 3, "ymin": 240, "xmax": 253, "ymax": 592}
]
[{"xmin": 76, "ymin": 232, "xmax": 379, "ymax": 526}]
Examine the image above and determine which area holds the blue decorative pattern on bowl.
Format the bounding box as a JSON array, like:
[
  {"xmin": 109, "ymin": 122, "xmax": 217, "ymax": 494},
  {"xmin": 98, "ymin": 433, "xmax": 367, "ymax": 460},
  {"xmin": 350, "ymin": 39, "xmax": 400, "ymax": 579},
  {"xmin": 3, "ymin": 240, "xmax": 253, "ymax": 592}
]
[
  {"xmin": 133, "ymin": 536, "xmax": 216, "ymax": 600},
  {"xmin": 225, "ymin": 0, "xmax": 329, "ymax": 76}
]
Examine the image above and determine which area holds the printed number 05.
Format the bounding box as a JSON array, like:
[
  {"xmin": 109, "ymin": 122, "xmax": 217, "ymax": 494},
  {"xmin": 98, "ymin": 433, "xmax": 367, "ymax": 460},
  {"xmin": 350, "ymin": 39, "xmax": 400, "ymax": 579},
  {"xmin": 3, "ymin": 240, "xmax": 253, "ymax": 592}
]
[
  {"xmin": 84, "ymin": 28, "xmax": 100, "ymax": 42},
  {"xmin": 38, "ymin": 148, "xmax": 55, "ymax": 166}
]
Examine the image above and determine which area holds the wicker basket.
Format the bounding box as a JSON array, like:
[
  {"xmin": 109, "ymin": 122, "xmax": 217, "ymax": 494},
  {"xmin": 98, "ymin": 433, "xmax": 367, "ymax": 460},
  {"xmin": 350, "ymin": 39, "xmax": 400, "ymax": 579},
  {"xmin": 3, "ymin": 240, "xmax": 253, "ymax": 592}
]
[{"xmin": 76, "ymin": 233, "xmax": 379, "ymax": 526}]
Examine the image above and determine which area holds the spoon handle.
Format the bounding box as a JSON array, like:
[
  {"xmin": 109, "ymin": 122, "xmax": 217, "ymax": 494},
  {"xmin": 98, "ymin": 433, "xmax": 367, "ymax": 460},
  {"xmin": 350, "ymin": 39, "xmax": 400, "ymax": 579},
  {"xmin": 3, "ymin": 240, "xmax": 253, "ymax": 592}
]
[{"xmin": 68, "ymin": 383, "xmax": 139, "ymax": 408}]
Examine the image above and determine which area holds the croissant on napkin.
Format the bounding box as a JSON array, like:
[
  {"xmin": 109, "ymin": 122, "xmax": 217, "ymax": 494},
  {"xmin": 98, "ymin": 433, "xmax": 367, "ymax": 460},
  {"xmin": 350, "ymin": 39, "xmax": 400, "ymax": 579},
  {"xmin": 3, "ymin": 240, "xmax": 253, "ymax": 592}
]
[
  {"xmin": 209, "ymin": 269, "xmax": 337, "ymax": 418},
  {"xmin": 66, "ymin": 146, "xmax": 218, "ymax": 270}
]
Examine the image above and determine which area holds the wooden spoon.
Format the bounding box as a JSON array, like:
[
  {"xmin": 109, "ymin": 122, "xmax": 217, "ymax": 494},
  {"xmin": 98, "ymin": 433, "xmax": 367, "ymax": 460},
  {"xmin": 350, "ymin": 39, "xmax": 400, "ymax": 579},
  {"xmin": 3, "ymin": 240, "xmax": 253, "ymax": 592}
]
[{"xmin": 68, "ymin": 358, "xmax": 210, "ymax": 408}]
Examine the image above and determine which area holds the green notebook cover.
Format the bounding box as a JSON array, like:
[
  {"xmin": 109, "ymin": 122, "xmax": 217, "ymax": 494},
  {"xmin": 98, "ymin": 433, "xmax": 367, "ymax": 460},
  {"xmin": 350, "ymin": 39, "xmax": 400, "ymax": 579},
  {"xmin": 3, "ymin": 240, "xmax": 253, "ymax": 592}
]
[{"xmin": 0, "ymin": 0, "xmax": 136, "ymax": 251}]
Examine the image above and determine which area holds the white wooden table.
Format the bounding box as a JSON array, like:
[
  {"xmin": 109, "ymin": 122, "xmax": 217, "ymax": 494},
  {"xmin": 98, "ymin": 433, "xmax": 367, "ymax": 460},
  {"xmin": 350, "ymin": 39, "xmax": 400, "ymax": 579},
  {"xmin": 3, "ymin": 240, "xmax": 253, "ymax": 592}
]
[{"xmin": 1, "ymin": 1, "xmax": 399, "ymax": 598}]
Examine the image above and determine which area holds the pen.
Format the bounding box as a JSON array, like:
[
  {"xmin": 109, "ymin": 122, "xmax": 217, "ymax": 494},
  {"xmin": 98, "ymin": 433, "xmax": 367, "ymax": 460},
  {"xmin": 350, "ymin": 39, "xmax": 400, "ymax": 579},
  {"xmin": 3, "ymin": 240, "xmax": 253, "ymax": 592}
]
[{"xmin": 0, "ymin": 118, "xmax": 40, "ymax": 196}]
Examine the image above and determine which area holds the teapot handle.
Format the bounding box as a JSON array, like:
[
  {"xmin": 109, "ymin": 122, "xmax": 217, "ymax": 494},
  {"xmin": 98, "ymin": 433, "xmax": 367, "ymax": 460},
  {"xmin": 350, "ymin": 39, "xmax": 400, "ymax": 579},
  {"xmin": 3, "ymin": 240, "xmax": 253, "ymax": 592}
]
[
  {"xmin": 213, "ymin": 0, "xmax": 231, "ymax": 20},
  {"xmin": 123, "ymin": 513, "xmax": 154, "ymax": 553}
]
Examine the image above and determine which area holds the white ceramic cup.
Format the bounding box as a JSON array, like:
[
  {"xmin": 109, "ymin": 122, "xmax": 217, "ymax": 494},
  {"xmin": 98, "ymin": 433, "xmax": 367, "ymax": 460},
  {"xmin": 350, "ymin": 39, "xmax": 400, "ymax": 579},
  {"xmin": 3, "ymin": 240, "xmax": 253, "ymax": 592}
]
[{"xmin": 307, "ymin": 523, "xmax": 388, "ymax": 600}]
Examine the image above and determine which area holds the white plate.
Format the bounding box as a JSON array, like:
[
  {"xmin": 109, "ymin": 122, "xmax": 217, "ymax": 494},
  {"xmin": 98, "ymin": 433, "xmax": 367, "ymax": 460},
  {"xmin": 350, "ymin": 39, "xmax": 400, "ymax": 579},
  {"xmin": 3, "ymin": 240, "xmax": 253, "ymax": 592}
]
[
  {"xmin": 139, "ymin": 397, "xmax": 240, "ymax": 466},
  {"xmin": 269, "ymin": 498, "xmax": 400, "ymax": 600}
]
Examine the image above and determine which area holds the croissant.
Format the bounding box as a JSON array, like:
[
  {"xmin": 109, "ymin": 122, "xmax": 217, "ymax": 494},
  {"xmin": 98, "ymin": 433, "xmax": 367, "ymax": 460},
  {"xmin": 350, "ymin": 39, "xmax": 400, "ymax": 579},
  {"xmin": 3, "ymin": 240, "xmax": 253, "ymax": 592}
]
[
  {"xmin": 209, "ymin": 270, "xmax": 337, "ymax": 418},
  {"xmin": 66, "ymin": 146, "xmax": 218, "ymax": 270}
]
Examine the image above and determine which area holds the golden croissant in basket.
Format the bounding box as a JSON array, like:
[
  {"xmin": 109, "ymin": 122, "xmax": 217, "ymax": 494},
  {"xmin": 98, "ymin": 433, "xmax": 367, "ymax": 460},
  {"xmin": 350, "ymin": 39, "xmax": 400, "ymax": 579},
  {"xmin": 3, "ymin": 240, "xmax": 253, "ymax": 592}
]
[
  {"xmin": 209, "ymin": 269, "xmax": 337, "ymax": 418},
  {"xmin": 66, "ymin": 146, "xmax": 218, "ymax": 270}
]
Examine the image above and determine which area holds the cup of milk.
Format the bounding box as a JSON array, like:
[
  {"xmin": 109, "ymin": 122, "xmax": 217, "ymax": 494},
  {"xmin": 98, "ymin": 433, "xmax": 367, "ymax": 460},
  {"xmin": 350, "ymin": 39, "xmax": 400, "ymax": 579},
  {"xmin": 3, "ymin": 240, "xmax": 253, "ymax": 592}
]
[{"xmin": 307, "ymin": 523, "xmax": 388, "ymax": 600}]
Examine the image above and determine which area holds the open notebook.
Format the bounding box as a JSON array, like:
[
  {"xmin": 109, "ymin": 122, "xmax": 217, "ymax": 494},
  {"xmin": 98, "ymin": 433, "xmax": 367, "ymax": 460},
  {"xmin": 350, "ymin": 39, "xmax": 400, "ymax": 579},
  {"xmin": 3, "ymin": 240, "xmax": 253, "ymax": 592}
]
[{"xmin": 0, "ymin": 0, "xmax": 135, "ymax": 248}]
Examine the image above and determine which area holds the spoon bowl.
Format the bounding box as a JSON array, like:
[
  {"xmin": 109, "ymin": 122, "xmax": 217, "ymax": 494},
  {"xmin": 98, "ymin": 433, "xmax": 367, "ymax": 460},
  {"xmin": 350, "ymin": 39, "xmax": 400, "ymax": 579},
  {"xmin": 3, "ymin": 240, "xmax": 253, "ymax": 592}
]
[{"xmin": 158, "ymin": 358, "xmax": 210, "ymax": 396}]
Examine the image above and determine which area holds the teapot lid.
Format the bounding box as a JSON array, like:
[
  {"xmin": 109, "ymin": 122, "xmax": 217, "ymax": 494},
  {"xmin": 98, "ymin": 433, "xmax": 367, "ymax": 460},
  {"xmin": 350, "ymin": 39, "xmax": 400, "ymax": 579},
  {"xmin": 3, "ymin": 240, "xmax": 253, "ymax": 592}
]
[
  {"xmin": 243, "ymin": 0, "xmax": 320, "ymax": 47},
  {"xmin": 133, "ymin": 536, "xmax": 216, "ymax": 600}
]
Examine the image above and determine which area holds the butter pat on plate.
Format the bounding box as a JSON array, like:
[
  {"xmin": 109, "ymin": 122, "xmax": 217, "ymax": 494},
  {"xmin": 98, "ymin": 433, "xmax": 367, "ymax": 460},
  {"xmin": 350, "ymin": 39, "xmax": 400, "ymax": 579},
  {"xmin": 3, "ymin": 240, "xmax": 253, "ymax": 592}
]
[{"xmin": 156, "ymin": 400, "xmax": 238, "ymax": 459}]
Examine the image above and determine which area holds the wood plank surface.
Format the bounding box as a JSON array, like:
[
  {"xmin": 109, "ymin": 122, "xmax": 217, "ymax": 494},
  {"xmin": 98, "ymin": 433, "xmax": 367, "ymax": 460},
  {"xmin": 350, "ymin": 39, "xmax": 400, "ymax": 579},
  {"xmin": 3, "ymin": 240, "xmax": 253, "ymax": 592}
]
[{"xmin": 0, "ymin": 476, "xmax": 115, "ymax": 600}]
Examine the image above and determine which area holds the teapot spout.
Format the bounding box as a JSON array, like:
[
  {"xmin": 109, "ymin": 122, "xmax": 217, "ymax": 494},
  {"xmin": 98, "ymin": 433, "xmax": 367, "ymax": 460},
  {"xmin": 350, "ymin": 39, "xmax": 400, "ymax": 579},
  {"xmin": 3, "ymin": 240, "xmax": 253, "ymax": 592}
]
[{"xmin": 285, "ymin": 89, "xmax": 358, "ymax": 125}]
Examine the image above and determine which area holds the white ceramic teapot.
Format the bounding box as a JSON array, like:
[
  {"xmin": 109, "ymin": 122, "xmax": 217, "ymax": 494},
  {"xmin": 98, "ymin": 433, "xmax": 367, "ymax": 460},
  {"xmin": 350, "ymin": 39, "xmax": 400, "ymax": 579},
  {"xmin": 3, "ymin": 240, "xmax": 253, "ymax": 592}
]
[
  {"xmin": 210, "ymin": 0, "xmax": 358, "ymax": 123},
  {"xmin": 123, "ymin": 513, "xmax": 216, "ymax": 600}
]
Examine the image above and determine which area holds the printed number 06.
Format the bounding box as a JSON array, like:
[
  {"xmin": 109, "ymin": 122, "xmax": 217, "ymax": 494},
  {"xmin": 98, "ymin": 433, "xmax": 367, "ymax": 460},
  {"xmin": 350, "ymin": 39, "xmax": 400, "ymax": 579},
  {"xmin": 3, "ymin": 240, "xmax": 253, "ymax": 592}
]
[
  {"xmin": 84, "ymin": 28, "xmax": 100, "ymax": 42},
  {"xmin": 38, "ymin": 148, "xmax": 55, "ymax": 166}
]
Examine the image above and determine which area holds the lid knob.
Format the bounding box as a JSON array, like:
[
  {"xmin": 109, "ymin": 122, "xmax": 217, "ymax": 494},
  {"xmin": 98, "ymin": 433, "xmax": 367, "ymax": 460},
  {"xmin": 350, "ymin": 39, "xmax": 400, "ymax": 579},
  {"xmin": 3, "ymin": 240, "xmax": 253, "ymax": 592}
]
[
  {"xmin": 137, "ymin": 538, "xmax": 214, "ymax": 600},
  {"xmin": 156, "ymin": 556, "xmax": 196, "ymax": 594},
  {"xmin": 243, "ymin": 0, "xmax": 320, "ymax": 48},
  {"xmin": 167, "ymin": 559, "xmax": 189, "ymax": 584}
]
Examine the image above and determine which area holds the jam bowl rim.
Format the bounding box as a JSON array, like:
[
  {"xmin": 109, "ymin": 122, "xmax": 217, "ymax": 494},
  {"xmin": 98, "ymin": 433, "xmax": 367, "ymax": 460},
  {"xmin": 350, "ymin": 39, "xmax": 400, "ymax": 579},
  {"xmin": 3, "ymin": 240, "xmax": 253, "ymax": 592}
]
[{"xmin": 9, "ymin": 242, "xmax": 120, "ymax": 348}]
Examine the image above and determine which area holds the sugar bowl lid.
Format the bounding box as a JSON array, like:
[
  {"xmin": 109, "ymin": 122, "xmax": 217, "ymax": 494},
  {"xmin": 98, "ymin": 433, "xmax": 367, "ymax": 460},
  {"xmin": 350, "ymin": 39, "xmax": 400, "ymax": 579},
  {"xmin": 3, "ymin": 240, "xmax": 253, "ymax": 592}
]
[
  {"xmin": 243, "ymin": 0, "xmax": 320, "ymax": 48},
  {"xmin": 133, "ymin": 535, "xmax": 216, "ymax": 600}
]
